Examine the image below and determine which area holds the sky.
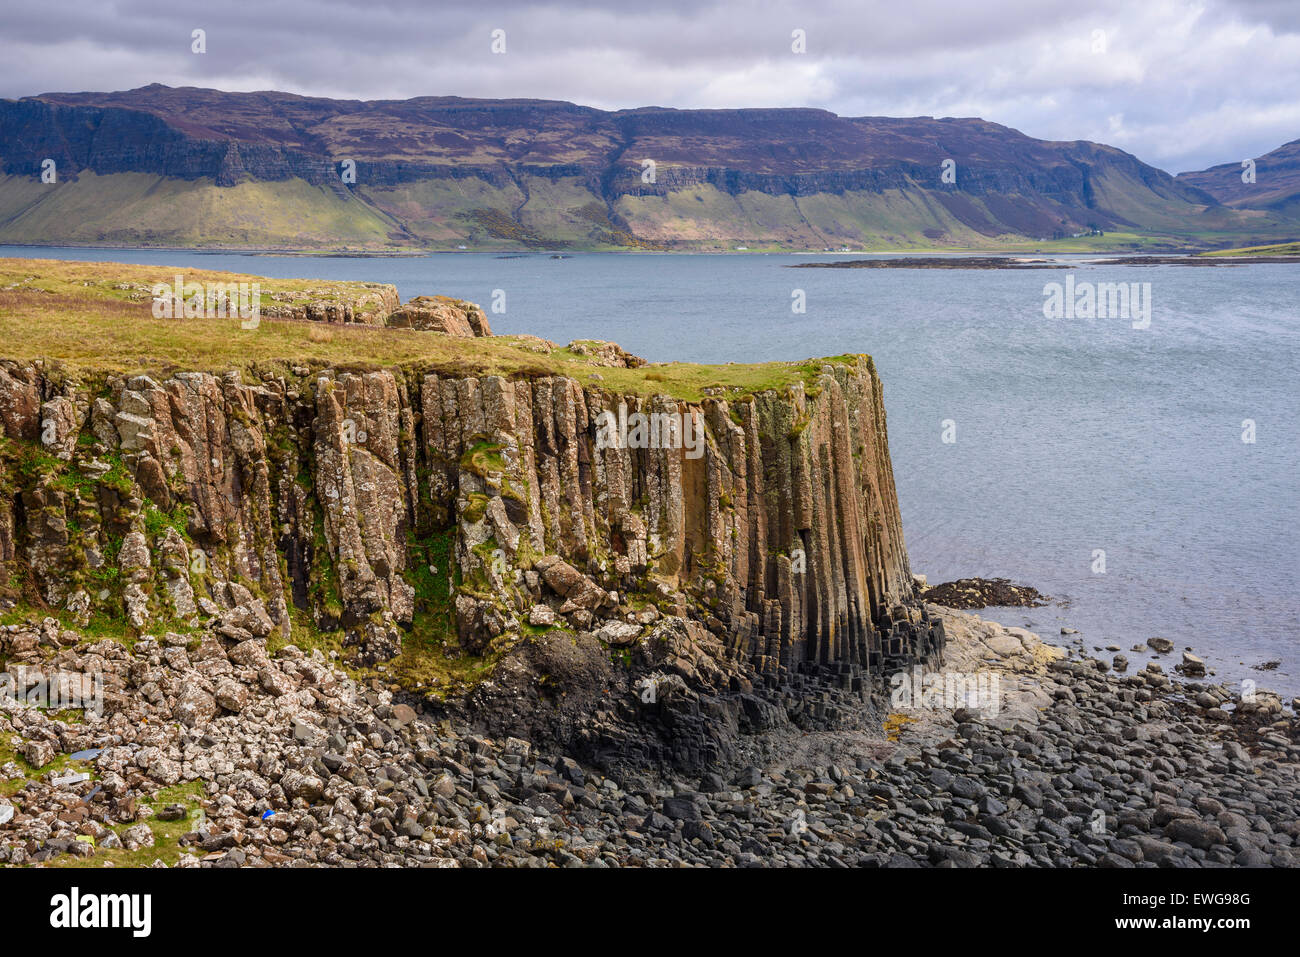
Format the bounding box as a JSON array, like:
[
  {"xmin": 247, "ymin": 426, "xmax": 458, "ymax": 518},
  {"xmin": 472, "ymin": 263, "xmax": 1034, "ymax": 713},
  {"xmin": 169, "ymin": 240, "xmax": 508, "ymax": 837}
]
[{"xmin": 2, "ymin": 0, "xmax": 1298, "ymax": 174}]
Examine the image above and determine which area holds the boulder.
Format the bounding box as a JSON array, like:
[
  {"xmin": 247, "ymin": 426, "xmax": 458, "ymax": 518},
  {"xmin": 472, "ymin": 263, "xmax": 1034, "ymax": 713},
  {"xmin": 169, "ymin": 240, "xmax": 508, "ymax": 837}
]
[
  {"xmin": 213, "ymin": 678, "xmax": 250, "ymax": 713},
  {"xmin": 386, "ymin": 296, "xmax": 492, "ymax": 337},
  {"xmin": 534, "ymin": 556, "xmax": 610, "ymax": 611},
  {"xmin": 595, "ymin": 621, "xmax": 641, "ymax": 647},
  {"xmin": 121, "ymin": 823, "xmax": 156, "ymax": 850},
  {"xmin": 564, "ymin": 339, "xmax": 645, "ymax": 368},
  {"xmin": 528, "ymin": 605, "xmax": 557, "ymax": 627},
  {"xmin": 174, "ymin": 686, "xmax": 218, "ymax": 728}
]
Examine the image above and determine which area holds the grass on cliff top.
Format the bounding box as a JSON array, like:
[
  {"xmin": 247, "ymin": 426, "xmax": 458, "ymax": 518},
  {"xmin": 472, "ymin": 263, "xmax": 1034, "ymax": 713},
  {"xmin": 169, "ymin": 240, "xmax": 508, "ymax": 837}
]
[
  {"xmin": 0, "ymin": 255, "xmax": 397, "ymax": 310},
  {"xmin": 0, "ymin": 258, "xmax": 863, "ymax": 400}
]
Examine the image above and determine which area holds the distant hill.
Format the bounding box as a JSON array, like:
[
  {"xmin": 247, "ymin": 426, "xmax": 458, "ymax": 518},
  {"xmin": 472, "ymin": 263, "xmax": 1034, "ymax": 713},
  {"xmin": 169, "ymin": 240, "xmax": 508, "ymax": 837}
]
[
  {"xmin": 1177, "ymin": 138, "xmax": 1300, "ymax": 222},
  {"xmin": 0, "ymin": 84, "xmax": 1295, "ymax": 251}
]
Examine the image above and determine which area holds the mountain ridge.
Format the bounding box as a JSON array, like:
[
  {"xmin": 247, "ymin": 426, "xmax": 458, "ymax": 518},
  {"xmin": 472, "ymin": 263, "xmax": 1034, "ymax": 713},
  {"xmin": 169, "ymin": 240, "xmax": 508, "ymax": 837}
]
[
  {"xmin": 1, "ymin": 84, "xmax": 1296, "ymax": 251},
  {"xmin": 1176, "ymin": 138, "xmax": 1300, "ymax": 217}
]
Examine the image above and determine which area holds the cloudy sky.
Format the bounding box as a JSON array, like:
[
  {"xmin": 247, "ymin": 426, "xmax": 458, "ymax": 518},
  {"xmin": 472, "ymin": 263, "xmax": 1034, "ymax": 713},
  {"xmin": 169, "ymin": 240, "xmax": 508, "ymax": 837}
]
[{"xmin": 2, "ymin": 0, "xmax": 1298, "ymax": 173}]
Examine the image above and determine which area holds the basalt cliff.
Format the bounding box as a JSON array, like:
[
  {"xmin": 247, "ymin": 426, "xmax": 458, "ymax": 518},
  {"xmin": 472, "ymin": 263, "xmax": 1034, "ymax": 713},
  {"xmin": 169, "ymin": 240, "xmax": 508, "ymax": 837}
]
[{"xmin": 0, "ymin": 345, "xmax": 942, "ymax": 773}]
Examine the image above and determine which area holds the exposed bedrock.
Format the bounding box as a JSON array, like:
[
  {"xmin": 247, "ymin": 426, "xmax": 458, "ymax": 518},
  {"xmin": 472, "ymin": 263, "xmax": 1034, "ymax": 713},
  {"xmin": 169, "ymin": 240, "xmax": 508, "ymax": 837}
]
[
  {"xmin": 0, "ymin": 354, "xmax": 942, "ymax": 772},
  {"xmin": 385, "ymin": 296, "xmax": 493, "ymax": 336}
]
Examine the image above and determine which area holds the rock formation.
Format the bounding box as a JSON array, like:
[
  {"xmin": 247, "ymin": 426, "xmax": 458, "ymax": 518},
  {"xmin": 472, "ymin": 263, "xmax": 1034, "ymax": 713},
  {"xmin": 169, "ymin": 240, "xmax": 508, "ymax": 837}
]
[
  {"xmin": 261, "ymin": 285, "xmax": 400, "ymax": 325},
  {"xmin": 0, "ymin": 349, "xmax": 942, "ymax": 771},
  {"xmin": 385, "ymin": 296, "xmax": 493, "ymax": 336}
]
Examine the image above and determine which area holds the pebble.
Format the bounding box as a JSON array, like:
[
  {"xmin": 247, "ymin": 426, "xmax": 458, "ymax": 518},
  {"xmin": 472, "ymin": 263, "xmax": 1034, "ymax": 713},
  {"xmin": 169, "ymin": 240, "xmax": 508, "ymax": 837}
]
[{"xmin": 0, "ymin": 605, "xmax": 1295, "ymax": 870}]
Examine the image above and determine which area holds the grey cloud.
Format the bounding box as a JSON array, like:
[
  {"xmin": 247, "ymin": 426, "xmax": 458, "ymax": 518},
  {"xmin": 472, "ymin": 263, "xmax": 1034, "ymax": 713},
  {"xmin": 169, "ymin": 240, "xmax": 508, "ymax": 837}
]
[{"xmin": 0, "ymin": 0, "xmax": 1295, "ymax": 173}]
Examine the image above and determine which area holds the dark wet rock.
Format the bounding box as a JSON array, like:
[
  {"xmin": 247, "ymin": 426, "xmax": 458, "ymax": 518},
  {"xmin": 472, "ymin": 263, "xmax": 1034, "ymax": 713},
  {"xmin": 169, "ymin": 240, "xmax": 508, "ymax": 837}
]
[{"xmin": 921, "ymin": 578, "xmax": 1049, "ymax": 609}]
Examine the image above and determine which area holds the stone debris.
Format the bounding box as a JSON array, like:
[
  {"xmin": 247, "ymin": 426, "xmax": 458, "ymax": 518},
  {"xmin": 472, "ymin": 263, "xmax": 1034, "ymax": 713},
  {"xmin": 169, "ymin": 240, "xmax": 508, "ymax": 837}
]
[{"xmin": 0, "ymin": 604, "xmax": 1293, "ymax": 868}]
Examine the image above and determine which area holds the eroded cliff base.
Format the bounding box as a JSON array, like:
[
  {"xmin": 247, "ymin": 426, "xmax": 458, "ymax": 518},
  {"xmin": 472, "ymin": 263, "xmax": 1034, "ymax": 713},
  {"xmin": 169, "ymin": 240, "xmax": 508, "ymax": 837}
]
[
  {"xmin": 445, "ymin": 602, "xmax": 944, "ymax": 778},
  {"xmin": 2, "ymin": 606, "xmax": 1295, "ymax": 868}
]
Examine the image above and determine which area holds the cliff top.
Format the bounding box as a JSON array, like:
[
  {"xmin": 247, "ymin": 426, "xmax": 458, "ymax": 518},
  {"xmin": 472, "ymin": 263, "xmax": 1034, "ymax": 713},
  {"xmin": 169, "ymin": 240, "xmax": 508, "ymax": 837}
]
[
  {"xmin": 0, "ymin": 258, "xmax": 860, "ymax": 399},
  {"xmin": 21, "ymin": 85, "xmax": 1076, "ymax": 173}
]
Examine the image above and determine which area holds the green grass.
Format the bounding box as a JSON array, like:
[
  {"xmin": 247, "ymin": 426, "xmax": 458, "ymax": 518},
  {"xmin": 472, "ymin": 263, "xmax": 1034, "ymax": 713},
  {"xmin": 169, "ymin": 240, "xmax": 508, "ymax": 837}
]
[
  {"xmin": 0, "ymin": 258, "xmax": 859, "ymax": 400},
  {"xmin": 142, "ymin": 503, "xmax": 190, "ymax": 540},
  {"xmin": 40, "ymin": 780, "xmax": 209, "ymax": 868},
  {"xmin": 1199, "ymin": 241, "xmax": 1300, "ymax": 257},
  {"xmin": 460, "ymin": 440, "xmax": 508, "ymax": 477},
  {"xmin": 0, "ymin": 171, "xmax": 402, "ymax": 250},
  {"xmin": 0, "ymin": 255, "xmax": 397, "ymax": 316}
]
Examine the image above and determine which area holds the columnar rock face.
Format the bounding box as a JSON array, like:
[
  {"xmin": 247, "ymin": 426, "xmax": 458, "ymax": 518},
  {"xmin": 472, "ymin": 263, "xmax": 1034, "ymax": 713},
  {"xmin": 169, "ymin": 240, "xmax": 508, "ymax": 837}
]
[{"xmin": 0, "ymin": 355, "xmax": 928, "ymax": 703}]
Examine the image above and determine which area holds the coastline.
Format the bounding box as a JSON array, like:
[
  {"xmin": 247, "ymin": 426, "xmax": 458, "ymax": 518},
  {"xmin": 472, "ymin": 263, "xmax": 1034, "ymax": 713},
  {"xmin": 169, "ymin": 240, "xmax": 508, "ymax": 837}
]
[
  {"xmin": 790, "ymin": 254, "xmax": 1300, "ymax": 268},
  {"xmin": 3, "ymin": 240, "xmax": 1279, "ymax": 258},
  {"xmin": 3, "ymin": 604, "xmax": 1294, "ymax": 867}
]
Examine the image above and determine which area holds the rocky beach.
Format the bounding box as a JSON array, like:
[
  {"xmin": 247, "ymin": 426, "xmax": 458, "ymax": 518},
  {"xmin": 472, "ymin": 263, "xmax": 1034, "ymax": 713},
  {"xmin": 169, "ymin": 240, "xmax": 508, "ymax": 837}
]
[{"xmin": 2, "ymin": 599, "xmax": 1296, "ymax": 868}]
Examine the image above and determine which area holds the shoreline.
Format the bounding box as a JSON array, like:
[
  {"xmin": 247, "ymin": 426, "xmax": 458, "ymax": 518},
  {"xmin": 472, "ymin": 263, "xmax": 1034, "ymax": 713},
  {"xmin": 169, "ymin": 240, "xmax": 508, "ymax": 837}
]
[
  {"xmin": 791, "ymin": 254, "xmax": 1300, "ymax": 269},
  {"xmin": 2, "ymin": 605, "xmax": 1294, "ymax": 868},
  {"xmin": 4, "ymin": 241, "xmax": 1289, "ymax": 259}
]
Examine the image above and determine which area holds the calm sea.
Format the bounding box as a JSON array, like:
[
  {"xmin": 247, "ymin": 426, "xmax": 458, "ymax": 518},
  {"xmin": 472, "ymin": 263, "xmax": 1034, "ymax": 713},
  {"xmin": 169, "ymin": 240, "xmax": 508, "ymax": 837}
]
[{"xmin": 5, "ymin": 246, "xmax": 1298, "ymax": 696}]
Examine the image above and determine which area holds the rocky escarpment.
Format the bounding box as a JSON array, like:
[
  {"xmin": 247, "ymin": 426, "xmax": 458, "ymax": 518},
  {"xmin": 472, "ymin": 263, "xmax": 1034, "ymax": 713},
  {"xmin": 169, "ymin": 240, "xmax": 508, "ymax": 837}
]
[
  {"xmin": 0, "ymin": 353, "xmax": 941, "ymax": 772},
  {"xmin": 6, "ymin": 91, "xmax": 1210, "ymax": 214}
]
